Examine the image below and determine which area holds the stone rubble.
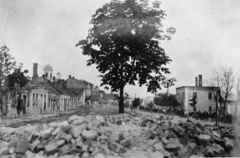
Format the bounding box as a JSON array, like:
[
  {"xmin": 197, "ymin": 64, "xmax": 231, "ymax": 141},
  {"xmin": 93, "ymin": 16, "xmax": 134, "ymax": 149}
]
[{"xmin": 0, "ymin": 113, "xmax": 237, "ymax": 158}]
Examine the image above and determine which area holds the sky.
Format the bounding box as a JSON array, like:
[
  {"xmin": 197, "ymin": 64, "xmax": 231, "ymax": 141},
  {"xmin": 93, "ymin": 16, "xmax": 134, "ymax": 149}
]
[{"xmin": 1, "ymin": 0, "xmax": 240, "ymax": 99}]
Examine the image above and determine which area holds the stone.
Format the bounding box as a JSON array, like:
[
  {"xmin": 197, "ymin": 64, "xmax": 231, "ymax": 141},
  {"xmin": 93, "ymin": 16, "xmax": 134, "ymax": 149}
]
[
  {"xmin": 151, "ymin": 151, "xmax": 164, "ymax": 158},
  {"xmin": 178, "ymin": 144, "xmax": 194, "ymax": 158},
  {"xmin": 120, "ymin": 137, "xmax": 132, "ymax": 148},
  {"xmin": 212, "ymin": 143, "xmax": 224, "ymax": 156},
  {"xmin": 179, "ymin": 135, "xmax": 189, "ymax": 146},
  {"xmin": 191, "ymin": 145, "xmax": 204, "ymax": 156},
  {"xmin": 155, "ymin": 126, "xmax": 163, "ymax": 137},
  {"xmin": 153, "ymin": 142, "xmax": 164, "ymax": 151},
  {"xmin": 71, "ymin": 123, "xmax": 87, "ymax": 138},
  {"xmin": 59, "ymin": 155, "xmax": 75, "ymax": 158},
  {"xmin": 63, "ymin": 134, "xmax": 73, "ymax": 142},
  {"xmin": 52, "ymin": 127, "xmax": 61, "ymax": 136},
  {"xmin": 93, "ymin": 153, "xmax": 106, "ymax": 158},
  {"xmin": 25, "ymin": 150, "xmax": 35, "ymax": 158},
  {"xmin": 224, "ymin": 137, "xmax": 233, "ymax": 152},
  {"xmin": 197, "ymin": 134, "xmax": 211, "ymax": 145},
  {"xmin": 15, "ymin": 141, "xmax": 30, "ymax": 154},
  {"xmin": 164, "ymin": 142, "xmax": 180, "ymax": 154},
  {"xmin": 108, "ymin": 142, "xmax": 127, "ymax": 154},
  {"xmin": 81, "ymin": 152, "xmax": 89, "ymax": 158},
  {"xmin": 172, "ymin": 124, "xmax": 185, "ymax": 136},
  {"xmin": 0, "ymin": 146, "xmax": 10, "ymax": 155},
  {"xmin": 72, "ymin": 118, "xmax": 85, "ymax": 126},
  {"xmin": 41, "ymin": 128, "xmax": 52, "ymax": 139},
  {"xmin": 140, "ymin": 119, "xmax": 151, "ymax": 127},
  {"xmin": 203, "ymin": 147, "xmax": 214, "ymax": 157},
  {"xmin": 56, "ymin": 139, "xmax": 66, "ymax": 147},
  {"xmin": 44, "ymin": 142, "xmax": 58, "ymax": 155},
  {"xmin": 82, "ymin": 129, "xmax": 97, "ymax": 140}
]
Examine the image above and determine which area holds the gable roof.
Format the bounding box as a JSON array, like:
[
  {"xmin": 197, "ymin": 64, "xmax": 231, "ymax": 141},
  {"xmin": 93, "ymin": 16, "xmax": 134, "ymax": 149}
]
[{"xmin": 22, "ymin": 78, "xmax": 61, "ymax": 95}]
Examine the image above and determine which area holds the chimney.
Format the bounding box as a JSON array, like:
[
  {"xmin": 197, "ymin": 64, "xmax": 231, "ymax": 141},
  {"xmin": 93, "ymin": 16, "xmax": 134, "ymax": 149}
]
[
  {"xmin": 199, "ymin": 74, "xmax": 202, "ymax": 87},
  {"xmin": 33, "ymin": 63, "xmax": 38, "ymax": 78},
  {"xmin": 69, "ymin": 75, "xmax": 71, "ymax": 78},
  {"xmin": 195, "ymin": 77, "xmax": 198, "ymax": 87}
]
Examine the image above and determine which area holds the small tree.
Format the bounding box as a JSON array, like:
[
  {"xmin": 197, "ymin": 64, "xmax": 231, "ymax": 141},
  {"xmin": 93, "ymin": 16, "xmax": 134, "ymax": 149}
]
[
  {"xmin": 147, "ymin": 101, "xmax": 154, "ymax": 114},
  {"xmin": 132, "ymin": 97, "xmax": 141, "ymax": 113},
  {"xmin": 189, "ymin": 94, "xmax": 197, "ymax": 112},
  {"xmin": 162, "ymin": 78, "xmax": 176, "ymax": 96},
  {"xmin": 0, "ymin": 45, "xmax": 17, "ymax": 89}
]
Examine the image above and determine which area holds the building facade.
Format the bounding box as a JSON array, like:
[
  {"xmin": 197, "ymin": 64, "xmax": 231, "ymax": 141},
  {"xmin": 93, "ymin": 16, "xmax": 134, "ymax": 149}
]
[{"xmin": 176, "ymin": 75, "xmax": 219, "ymax": 113}]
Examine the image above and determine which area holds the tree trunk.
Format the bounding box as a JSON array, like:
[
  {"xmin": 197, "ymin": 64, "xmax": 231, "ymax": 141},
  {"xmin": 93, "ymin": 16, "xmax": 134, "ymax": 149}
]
[
  {"xmin": 119, "ymin": 86, "xmax": 124, "ymax": 114},
  {"xmin": 215, "ymin": 99, "xmax": 218, "ymax": 126}
]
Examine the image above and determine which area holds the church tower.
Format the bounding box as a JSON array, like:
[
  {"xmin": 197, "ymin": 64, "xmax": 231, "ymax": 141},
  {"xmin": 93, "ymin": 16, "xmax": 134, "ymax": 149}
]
[
  {"xmin": 43, "ymin": 64, "xmax": 53, "ymax": 81},
  {"xmin": 56, "ymin": 72, "xmax": 61, "ymax": 80}
]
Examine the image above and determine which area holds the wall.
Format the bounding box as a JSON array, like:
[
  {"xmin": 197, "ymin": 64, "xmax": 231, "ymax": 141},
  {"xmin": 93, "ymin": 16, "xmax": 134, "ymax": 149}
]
[{"xmin": 187, "ymin": 87, "xmax": 216, "ymax": 112}]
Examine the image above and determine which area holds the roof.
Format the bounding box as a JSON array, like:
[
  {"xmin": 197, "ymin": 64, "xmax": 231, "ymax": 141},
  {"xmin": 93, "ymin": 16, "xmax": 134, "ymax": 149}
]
[
  {"xmin": 22, "ymin": 78, "xmax": 61, "ymax": 95},
  {"xmin": 66, "ymin": 77, "xmax": 94, "ymax": 89},
  {"xmin": 176, "ymin": 86, "xmax": 219, "ymax": 89},
  {"xmin": 103, "ymin": 93, "xmax": 118, "ymax": 101},
  {"xmin": 90, "ymin": 94, "xmax": 102, "ymax": 101},
  {"xmin": 43, "ymin": 64, "xmax": 53, "ymax": 72},
  {"xmin": 56, "ymin": 72, "xmax": 61, "ymax": 75}
]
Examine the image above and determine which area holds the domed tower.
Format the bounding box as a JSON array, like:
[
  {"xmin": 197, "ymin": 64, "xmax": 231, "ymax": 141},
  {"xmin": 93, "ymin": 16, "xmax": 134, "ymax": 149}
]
[
  {"xmin": 56, "ymin": 72, "xmax": 61, "ymax": 80},
  {"xmin": 43, "ymin": 64, "xmax": 53, "ymax": 80}
]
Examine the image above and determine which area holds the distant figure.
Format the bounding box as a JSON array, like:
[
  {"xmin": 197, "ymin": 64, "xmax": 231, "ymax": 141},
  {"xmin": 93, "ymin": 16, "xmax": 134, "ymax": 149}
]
[{"xmin": 17, "ymin": 95, "xmax": 23, "ymax": 115}]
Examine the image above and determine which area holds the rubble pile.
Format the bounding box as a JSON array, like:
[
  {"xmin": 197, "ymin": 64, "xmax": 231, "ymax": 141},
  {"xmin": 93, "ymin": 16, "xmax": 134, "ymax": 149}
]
[{"xmin": 0, "ymin": 114, "xmax": 237, "ymax": 158}]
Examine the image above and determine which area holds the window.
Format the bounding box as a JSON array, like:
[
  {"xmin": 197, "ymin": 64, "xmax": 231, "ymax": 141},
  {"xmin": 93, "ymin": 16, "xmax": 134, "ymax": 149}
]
[
  {"xmin": 33, "ymin": 93, "xmax": 35, "ymax": 106},
  {"xmin": 36, "ymin": 94, "xmax": 38, "ymax": 106},
  {"xmin": 193, "ymin": 92, "xmax": 197, "ymax": 99},
  {"xmin": 208, "ymin": 93, "xmax": 212, "ymax": 100}
]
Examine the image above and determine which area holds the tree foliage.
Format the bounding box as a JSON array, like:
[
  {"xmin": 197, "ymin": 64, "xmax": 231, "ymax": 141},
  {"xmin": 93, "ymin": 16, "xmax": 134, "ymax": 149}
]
[
  {"xmin": 154, "ymin": 93, "xmax": 179, "ymax": 107},
  {"xmin": 6, "ymin": 67, "xmax": 28, "ymax": 88},
  {"xmin": 132, "ymin": 97, "xmax": 141, "ymax": 108},
  {"xmin": 0, "ymin": 45, "xmax": 17, "ymax": 88},
  {"xmin": 77, "ymin": 0, "xmax": 175, "ymax": 113}
]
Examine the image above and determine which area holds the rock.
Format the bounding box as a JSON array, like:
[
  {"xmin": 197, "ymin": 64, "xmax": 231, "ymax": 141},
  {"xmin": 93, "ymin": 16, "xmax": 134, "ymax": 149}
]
[
  {"xmin": 41, "ymin": 128, "xmax": 52, "ymax": 139},
  {"xmin": 224, "ymin": 137, "xmax": 233, "ymax": 152},
  {"xmin": 56, "ymin": 139, "xmax": 66, "ymax": 147},
  {"xmin": 172, "ymin": 124, "xmax": 185, "ymax": 136},
  {"xmin": 179, "ymin": 135, "xmax": 189, "ymax": 146},
  {"xmin": 93, "ymin": 152, "xmax": 106, "ymax": 158},
  {"xmin": 178, "ymin": 143, "xmax": 195, "ymax": 158},
  {"xmin": 71, "ymin": 123, "xmax": 87, "ymax": 138},
  {"xmin": 120, "ymin": 137, "xmax": 131, "ymax": 148},
  {"xmin": 82, "ymin": 129, "xmax": 97, "ymax": 140},
  {"xmin": 15, "ymin": 141, "xmax": 30, "ymax": 154},
  {"xmin": 0, "ymin": 146, "xmax": 10, "ymax": 155},
  {"xmin": 25, "ymin": 150, "xmax": 35, "ymax": 158},
  {"xmin": 155, "ymin": 126, "xmax": 163, "ymax": 137},
  {"xmin": 197, "ymin": 134, "xmax": 211, "ymax": 145},
  {"xmin": 164, "ymin": 142, "xmax": 180, "ymax": 154},
  {"xmin": 151, "ymin": 151, "xmax": 164, "ymax": 158},
  {"xmin": 153, "ymin": 142, "xmax": 164, "ymax": 151},
  {"xmin": 191, "ymin": 145, "xmax": 204, "ymax": 156},
  {"xmin": 52, "ymin": 127, "xmax": 61, "ymax": 136},
  {"xmin": 44, "ymin": 142, "xmax": 58, "ymax": 155},
  {"xmin": 212, "ymin": 143, "xmax": 224, "ymax": 156},
  {"xmin": 203, "ymin": 147, "xmax": 214, "ymax": 157},
  {"xmin": 108, "ymin": 142, "xmax": 127, "ymax": 154}
]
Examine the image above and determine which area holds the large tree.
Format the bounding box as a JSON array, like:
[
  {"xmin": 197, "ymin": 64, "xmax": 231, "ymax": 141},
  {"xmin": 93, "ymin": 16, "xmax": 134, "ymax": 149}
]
[{"xmin": 77, "ymin": 0, "xmax": 175, "ymax": 113}]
